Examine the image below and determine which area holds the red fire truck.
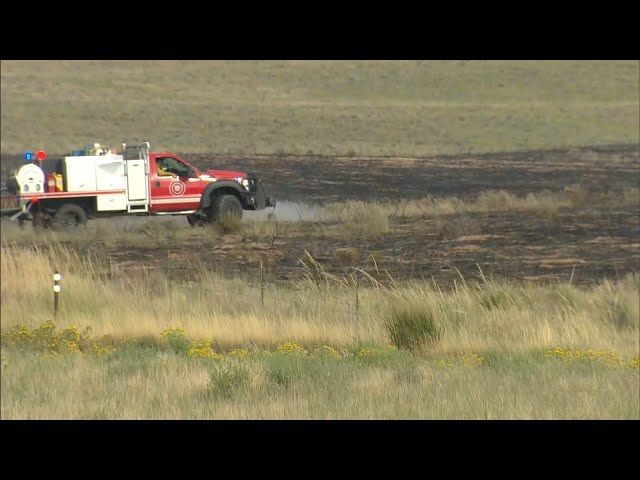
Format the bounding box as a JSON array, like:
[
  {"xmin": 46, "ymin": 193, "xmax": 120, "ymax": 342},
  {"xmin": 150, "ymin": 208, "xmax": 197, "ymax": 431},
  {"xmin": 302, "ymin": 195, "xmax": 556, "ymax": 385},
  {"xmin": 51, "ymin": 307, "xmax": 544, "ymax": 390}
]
[{"xmin": 2, "ymin": 142, "xmax": 275, "ymax": 228}]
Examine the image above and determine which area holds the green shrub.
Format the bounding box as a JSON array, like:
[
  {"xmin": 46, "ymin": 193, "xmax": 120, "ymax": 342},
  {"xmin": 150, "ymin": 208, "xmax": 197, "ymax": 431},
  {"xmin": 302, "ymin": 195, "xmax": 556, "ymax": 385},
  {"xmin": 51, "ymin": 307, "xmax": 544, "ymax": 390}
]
[
  {"xmin": 160, "ymin": 327, "xmax": 190, "ymax": 354},
  {"xmin": 1, "ymin": 320, "xmax": 94, "ymax": 354},
  {"xmin": 207, "ymin": 362, "xmax": 253, "ymax": 399},
  {"xmin": 385, "ymin": 307, "xmax": 442, "ymax": 350},
  {"xmin": 267, "ymin": 355, "xmax": 304, "ymax": 387}
]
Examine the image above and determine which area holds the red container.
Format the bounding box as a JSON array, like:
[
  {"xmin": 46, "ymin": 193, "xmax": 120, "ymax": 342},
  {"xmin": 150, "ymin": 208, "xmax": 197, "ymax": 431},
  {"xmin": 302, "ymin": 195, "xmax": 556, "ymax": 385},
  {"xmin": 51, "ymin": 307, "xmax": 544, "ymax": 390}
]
[{"xmin": 47, "ymin": 173, "xmax": 63, "ymax": 192}]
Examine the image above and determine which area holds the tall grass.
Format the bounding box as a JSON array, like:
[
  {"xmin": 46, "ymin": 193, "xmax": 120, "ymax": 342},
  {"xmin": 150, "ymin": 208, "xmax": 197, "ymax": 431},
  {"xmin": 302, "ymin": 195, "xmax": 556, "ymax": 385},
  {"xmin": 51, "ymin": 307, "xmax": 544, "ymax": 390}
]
[
  {"xmin": 2, "ymin": 242, "xmax": 638, "ymax": 357},
  {"xmin": 323, "ymin": 184, "xmax": 638, "ymax": 228},
  {"xmin": 2, "ymin": 239, "xmax": 638, "ymax": 419}
]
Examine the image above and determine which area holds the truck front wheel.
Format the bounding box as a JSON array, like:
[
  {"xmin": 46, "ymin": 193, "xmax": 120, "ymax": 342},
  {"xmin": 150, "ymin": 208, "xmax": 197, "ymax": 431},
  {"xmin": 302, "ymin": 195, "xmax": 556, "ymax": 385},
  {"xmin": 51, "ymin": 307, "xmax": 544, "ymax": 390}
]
[
  {"xmin": 53, "ymin": 204, "xmax": 88, "ymax": 229},
  {"xmin": 209, "ymin": 194, "xmax": 243, "ymax": 223}
]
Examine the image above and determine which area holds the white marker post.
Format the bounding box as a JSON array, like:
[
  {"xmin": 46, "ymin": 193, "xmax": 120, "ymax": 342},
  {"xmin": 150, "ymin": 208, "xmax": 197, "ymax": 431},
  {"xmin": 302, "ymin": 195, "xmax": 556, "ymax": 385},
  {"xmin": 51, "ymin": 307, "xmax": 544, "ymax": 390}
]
[{"xmin": 53, "ymin": 272, "xmax": 62, "ymax": 320}]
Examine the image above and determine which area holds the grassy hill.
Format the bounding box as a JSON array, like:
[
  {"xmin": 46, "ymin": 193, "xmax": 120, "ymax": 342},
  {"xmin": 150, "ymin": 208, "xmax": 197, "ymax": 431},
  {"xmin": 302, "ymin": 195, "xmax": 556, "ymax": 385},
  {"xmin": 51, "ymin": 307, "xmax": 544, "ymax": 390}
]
[{"xmin": 1, "ymin": 60, "xmax": 638, "ymax": 156}]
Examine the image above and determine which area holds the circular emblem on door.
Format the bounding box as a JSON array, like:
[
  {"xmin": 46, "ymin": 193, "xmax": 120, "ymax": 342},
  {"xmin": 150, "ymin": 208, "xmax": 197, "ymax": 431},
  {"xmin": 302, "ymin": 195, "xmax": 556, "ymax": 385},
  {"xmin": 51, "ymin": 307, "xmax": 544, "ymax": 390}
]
[{"xmin": 169, "ymin": 181, "xmax": 186, "ymax": 196}]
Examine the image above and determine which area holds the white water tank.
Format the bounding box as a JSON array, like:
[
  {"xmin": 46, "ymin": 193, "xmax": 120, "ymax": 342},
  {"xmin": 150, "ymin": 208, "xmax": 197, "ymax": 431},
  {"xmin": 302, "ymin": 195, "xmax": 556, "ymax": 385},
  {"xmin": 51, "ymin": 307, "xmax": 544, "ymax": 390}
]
[{"xmin": 15, "ymin": 164, "xmax": 45, "ymax": 194}]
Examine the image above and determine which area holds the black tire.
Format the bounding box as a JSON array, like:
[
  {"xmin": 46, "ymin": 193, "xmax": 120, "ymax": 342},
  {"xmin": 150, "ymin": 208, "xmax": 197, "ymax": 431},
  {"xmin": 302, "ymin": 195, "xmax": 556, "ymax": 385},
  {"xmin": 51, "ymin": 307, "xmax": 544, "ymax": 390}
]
[
  {"xmin": 209, "ymin": 194, "xmax": 243, "ymax": 222},
  {"xmin": 53, "ymin": 203, "xmax": 88, "ymax": 229}
]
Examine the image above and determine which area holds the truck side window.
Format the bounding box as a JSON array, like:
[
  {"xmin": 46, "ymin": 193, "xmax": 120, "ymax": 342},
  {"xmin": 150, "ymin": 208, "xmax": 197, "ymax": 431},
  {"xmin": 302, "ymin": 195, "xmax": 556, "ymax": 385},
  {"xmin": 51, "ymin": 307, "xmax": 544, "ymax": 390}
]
[
  {"xmin": 156, "ymin": 158, "xmax": 174, "ymax": 177},
  {"xmin": 159, "ymin": 157, "xmax": 190, "ymax": 177}
]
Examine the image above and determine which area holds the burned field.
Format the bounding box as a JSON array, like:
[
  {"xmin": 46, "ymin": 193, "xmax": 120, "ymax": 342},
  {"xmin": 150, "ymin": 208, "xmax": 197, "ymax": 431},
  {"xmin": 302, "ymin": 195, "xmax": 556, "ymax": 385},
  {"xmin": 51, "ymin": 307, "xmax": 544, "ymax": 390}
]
[
  {"xmin": 5, "ymin": 143, "xmax": 632, "ymax": 289},
  {"xmin": 185, "ymin": 143, "xmax": 640, "ymax": 203},
  {"xmin": 99, "ymin": 203, "xmax": 639, "ymax": 289}
]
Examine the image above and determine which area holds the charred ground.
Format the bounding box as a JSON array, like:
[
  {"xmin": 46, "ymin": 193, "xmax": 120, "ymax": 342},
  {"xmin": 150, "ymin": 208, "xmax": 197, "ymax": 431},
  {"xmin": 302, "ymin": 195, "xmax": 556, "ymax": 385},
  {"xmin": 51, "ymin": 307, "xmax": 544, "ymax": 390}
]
[{"xmin": 2, "ymin": 143, "xmax": 637, "ymax": 289}]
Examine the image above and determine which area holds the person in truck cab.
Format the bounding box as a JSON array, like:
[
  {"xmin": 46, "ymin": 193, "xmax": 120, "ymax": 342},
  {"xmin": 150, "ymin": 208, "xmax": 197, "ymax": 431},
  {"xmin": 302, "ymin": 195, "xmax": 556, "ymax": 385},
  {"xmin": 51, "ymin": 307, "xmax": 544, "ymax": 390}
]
[{"xmin": 156, "ymin": 158, "xmax": 174, "ymax": 177}]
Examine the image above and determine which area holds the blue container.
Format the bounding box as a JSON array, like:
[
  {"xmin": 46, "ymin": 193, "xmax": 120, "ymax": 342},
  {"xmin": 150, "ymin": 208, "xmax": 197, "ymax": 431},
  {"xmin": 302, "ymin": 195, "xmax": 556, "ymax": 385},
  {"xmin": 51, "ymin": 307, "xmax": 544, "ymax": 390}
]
[{"xmin": 72, "ymin": 149, "xmax": 85, "ymax": 156}]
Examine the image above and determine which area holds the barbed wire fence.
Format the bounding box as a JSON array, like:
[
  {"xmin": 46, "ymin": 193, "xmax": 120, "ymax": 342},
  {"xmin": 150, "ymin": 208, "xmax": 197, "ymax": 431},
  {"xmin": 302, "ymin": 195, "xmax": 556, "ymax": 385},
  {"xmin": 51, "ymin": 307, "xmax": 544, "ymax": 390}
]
[{"xmin": 49, "ymin": 249, "xmax": 374, "ymax": 322}]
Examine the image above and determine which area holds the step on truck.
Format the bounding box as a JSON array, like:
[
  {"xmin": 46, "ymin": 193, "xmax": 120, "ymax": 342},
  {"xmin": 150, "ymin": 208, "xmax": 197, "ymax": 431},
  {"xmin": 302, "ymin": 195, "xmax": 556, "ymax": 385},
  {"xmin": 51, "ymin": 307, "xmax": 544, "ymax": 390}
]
[{"xmin": 2, "ymin": 142, "xmax": 276, "ymax": 229}]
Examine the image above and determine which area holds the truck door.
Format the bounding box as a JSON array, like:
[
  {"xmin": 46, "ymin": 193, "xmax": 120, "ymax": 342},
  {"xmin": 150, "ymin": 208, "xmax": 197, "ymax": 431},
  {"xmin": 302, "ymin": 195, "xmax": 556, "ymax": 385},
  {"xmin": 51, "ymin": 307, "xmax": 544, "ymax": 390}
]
[{"xmin": 149, "ymin": 155, "xmax": 202, "ymax": 212}]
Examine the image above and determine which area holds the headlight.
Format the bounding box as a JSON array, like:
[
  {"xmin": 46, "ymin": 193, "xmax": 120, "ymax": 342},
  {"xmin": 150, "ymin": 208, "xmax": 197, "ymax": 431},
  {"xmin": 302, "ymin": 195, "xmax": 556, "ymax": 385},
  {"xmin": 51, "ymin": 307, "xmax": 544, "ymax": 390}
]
[{"xmin": 241, "ymin": 178, "xmax": 250, "ymax": 188}]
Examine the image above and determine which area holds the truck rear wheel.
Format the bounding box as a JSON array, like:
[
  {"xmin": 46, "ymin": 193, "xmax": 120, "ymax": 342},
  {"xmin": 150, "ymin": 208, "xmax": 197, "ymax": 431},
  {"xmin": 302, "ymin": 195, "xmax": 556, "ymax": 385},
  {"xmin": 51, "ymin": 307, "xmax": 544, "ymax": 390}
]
[
  {"xmin": 53, "ymin": 203, "xmax": 88, "ymax": 229},
  {"xmin": 209, "ymin": 194, "xmax": 243, "ymax": 222}
]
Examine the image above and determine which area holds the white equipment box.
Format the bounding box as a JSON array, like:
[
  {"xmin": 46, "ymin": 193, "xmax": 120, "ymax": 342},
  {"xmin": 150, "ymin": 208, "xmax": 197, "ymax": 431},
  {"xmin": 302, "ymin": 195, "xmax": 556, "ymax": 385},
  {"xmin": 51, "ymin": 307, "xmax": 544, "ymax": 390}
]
[
  {"xmin": 96, "ymin": 193, "xmax": 128, "ymax": 211},
  {"xmin": 64, "ymin": 156, "xmax": 98, "ymax": 192},
  {"xmin": 65, "ymin": 154, "xmax": 127, "ymax": 193},
  {"xmin": 95, "ymin": 155, "xmax": 126, "ymax": 191}
]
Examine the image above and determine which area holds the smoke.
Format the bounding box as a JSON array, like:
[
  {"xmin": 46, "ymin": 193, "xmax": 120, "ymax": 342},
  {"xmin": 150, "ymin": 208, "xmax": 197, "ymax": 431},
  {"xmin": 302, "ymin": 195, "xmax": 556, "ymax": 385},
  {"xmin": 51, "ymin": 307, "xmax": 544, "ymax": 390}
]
[
  {"xmin": 244, "ymin": 201, "xmax": 335, "ymax": 222},
  {"xmin": 0, "ymin": 201, "xmax": 334, "ymax": 234},
  {"xmin": 89, "ymin": 201, "xmax": 334, "ymax": 232}
]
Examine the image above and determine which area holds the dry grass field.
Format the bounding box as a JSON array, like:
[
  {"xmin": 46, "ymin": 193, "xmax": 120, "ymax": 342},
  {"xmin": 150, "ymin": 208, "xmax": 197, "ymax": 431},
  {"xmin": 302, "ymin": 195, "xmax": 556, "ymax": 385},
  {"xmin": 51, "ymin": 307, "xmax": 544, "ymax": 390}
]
[{"xmin": 1, "ymin": 60, "xmax": 638, "ymax": 419}]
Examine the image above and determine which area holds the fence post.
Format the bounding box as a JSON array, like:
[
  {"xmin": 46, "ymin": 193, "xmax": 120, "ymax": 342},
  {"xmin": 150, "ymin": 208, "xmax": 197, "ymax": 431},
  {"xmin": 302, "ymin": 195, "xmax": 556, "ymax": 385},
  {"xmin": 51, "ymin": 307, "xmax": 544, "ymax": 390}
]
[
  {"xmin": 167, "ymin": 251, "xmax": 172, "ymax": 290},
  {"xmin": 53, "ymin": 271, "xmax": 62, "ymax": 320},
  {"xmin": 355, "ymin": 269, "xmax": 359, "ymax": 322},
  {"xmin": 260, "ymin": 260, "xmax": 265, "ymax": 307}
]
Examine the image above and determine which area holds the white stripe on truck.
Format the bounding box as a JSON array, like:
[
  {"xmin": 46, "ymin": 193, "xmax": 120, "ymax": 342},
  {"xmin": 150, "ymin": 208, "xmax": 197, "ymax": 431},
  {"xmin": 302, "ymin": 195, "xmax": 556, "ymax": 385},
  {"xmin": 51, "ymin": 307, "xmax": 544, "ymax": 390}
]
[{"xmin": 150, "ymin": 197, "xmax": 202, "ymax": 205}]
